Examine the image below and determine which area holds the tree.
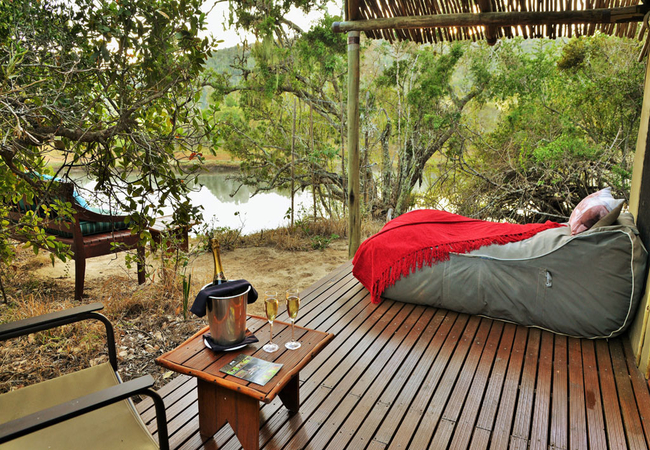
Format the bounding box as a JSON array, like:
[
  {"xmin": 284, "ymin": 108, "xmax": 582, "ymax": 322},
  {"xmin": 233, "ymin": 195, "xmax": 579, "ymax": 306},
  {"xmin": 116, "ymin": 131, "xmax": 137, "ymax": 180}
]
[
  {"xmin": 0, "ymin": 0, "xmax": 213, "ymax": 299},
  {"xmin": 429, "ymin": 36, "xmax": 644, "ymax": 222},
  {"xmin": 206, "ymin": 6, "xmax": 348, "ymax": 219},
  {"xmin": 364, "ymin": 40, "xmax": 493, "ymax": 216}
]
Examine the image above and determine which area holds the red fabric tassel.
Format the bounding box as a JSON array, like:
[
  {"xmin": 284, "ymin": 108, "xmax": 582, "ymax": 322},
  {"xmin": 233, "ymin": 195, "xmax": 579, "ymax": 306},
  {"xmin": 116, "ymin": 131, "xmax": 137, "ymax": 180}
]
[{"xmin": 352, "ymin": 209, "xmax": 564, "ymax": 304}]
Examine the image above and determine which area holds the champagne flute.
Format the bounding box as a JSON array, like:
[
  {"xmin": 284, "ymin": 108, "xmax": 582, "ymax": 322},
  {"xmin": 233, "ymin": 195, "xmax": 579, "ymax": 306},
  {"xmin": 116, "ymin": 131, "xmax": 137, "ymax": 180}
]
[
  {"xmin": 285, "ymin": 289, "xmax": 301, "ymax": 350},
  {"xmin": 263, "ymin": 292, "xmax": 279, "ymax": 353}
]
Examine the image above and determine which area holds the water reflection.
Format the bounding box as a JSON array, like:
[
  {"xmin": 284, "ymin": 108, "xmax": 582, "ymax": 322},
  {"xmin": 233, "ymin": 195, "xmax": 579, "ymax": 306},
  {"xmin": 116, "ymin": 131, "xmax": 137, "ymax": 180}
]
[
  {"xmin": 189, "ymin": 171, "xmax": 311, "ymax": 234},
  {"xmin": 78, "ymin": 169, "xmax": 312, "ymax": 235},
  {"xmin": 192, "ymin": 171, "xmax": 254, "ymax": 204}
]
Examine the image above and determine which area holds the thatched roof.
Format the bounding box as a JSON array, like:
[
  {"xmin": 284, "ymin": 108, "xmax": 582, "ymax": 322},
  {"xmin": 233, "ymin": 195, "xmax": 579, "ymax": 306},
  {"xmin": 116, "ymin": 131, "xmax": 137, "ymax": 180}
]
[{"xmin": 337, "ymin": 0, "xmax": 649, "ymax": 46}]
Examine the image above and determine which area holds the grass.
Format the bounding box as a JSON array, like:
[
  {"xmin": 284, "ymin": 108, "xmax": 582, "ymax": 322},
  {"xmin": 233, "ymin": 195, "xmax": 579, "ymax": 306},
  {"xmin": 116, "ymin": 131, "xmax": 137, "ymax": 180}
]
[{"xmin": 207, "ymin": 216, "xmax": 383, "ymax": 251}]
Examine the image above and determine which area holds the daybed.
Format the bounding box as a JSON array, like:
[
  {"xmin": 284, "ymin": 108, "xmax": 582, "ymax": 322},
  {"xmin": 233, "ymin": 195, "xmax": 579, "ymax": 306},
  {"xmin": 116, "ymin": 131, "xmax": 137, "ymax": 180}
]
[{"xmin": 353, "ymin": 208, "xmax": 647, "ymax": 339}]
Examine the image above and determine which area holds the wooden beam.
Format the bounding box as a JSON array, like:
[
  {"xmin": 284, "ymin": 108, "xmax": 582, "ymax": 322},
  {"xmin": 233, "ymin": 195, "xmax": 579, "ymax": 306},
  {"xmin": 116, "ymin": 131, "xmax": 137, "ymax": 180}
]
[
  {"xmin": 477, "ymin": 0, "xmax": 498, "ymax": 45},
  {"xmin": 347, "ymin": 0, "xmax": 361, "ymax": 21},
  {"xmin": 627, "ymin": 47, "xmax": 650, "ymax": 371},
  {"xmin": 347, "ymin": 31, "xmax": 361, "ymax": 258},
  {"xmin": 332, "ymin": 6, "xmax": 646, "ymax": 33}
]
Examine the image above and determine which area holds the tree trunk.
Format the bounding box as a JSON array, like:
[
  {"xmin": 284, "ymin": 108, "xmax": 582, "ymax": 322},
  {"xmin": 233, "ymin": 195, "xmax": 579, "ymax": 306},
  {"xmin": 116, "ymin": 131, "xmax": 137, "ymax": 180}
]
[{"xmin": 381, "ymin": 114, "xmax": 392, "ymax": 205}]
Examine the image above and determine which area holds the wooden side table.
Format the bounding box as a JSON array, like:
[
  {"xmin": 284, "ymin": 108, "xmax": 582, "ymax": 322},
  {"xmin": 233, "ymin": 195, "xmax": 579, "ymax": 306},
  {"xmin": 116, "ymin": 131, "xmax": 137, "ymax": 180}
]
[{"xmin": 155, "ymin": 316, "xmax": 333, "ymax": 450}]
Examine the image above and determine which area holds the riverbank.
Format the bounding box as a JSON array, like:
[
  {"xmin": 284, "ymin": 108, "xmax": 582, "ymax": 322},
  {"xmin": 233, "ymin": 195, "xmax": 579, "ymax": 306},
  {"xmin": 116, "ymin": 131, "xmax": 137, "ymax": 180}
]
[{"xmin": 44, "ymin": 148, "xmax": 242, "ymax": 172}]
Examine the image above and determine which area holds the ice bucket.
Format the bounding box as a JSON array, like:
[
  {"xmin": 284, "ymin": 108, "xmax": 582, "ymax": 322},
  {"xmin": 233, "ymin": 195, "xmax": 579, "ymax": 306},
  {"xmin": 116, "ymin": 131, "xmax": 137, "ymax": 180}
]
[{"xmin": 206, "ymin": 285, "xmax": 251, "ymax": 346}]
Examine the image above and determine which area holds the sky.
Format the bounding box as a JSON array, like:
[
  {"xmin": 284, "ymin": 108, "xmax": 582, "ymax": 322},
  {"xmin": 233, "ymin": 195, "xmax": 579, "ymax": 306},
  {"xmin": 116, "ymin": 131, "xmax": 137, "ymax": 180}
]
[{"xmin": 203, "ymin": 1, "xmax": 343, "ymax": 48}]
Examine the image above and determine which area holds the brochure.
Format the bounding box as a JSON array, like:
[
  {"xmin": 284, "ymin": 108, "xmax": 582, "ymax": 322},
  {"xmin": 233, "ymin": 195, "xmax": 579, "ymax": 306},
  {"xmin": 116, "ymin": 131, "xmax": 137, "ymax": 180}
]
[{"xmin": 220, "ymin": 354, "xmax": 283, "ymax": 386}]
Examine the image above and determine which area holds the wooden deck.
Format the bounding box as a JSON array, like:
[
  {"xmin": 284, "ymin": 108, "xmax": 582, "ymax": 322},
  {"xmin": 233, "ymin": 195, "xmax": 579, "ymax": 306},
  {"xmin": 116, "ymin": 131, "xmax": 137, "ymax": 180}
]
[{"xmin": 137, "ymin": 261, "xmax": 650, "ymax": 449}]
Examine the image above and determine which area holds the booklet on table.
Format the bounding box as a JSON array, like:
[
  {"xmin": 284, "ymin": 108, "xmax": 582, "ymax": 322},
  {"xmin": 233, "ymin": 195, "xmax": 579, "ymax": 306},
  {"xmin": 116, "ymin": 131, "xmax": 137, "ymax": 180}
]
[{"xmin": 220, "ymin": 354, "xmax": 283, "ymax": 386}]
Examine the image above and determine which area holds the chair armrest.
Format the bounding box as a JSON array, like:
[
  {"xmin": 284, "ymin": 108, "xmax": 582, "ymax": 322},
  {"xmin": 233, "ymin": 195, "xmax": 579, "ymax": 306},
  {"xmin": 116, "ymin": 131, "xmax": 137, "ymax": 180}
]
[
  {"xmin": 0, "ymin": 375, "xmax": 169, "ymax": 450},
  {"xmin": 0, "ymin": 303, "xmax": 104, "ymax": 340},
  {"xmin": 0, "ymin": 302, "xmax": 118, "ymax": 371}
]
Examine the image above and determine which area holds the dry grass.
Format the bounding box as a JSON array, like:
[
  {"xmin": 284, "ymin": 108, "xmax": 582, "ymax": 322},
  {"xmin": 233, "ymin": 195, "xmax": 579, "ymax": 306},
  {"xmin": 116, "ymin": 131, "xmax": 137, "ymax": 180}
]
[
  {"xmin": 210, "ymin": 216, "xmax": 384, "ymax": 251},
  {"xmin": 0, "ymin": 254, "xmax": 204, "ymax": 395}
]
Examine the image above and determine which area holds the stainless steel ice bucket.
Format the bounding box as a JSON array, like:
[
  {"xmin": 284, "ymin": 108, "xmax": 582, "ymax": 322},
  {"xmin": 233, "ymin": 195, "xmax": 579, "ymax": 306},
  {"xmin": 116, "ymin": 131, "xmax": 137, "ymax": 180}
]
[{"xmin": 206, "ymin": 285, "xmax": 250, "ymax": 346}]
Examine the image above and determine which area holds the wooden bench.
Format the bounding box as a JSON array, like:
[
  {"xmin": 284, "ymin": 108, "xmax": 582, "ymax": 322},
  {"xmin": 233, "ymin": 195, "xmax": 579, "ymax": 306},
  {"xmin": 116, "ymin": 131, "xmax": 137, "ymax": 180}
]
[{"xmin": 8, "ymin": 181, "xmax": 145, "ymax": 300}]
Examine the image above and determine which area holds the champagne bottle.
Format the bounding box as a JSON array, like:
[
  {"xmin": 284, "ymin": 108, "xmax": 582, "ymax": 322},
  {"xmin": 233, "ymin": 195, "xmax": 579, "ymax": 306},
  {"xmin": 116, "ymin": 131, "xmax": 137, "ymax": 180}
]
[{"xmin": 211, "ymin": 238, "xmax": 227, "ymax": 285}]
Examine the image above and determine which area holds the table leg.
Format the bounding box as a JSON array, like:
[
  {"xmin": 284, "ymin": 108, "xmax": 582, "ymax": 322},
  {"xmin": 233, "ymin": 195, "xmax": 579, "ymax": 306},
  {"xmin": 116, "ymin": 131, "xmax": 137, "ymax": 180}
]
[
  {"xmin": 197, "ymin": 379, "xmax": 261, "ymax": 450},
  {"xmin": 197, "ymin": 379, "xmax": 225, "ymax": 437},
  {"xmin": 278, "ymin": 374, "xmax": 300, "ymax": 413}
]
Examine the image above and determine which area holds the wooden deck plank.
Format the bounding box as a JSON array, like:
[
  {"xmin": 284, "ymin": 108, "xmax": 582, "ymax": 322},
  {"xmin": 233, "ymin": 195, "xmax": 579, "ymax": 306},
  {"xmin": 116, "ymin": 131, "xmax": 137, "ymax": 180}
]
[
  {"xmin": 312, "ymin": 306, "xmax": 434, "ymax": 449},
  {"xmin": 138, "ymin": 374, "xmax": 192, "ymax": 417},
  {"xmin": 488, "ymin": 325, "xmax": 529, "ymax": 450},
  {"xmin": 420, "ymin": 316, "xmax": 492, "ymax": 448},
  {"xmin": 358, "ymin": 310, "xmax": 460, "ymax": 449},
  {"xmin": 140, "ymin": 375, "xmax": 194, "ymax": 423},
  {"xmin": 385, "ymin": 314, "xmax": 471, "ymax": 449},
  {"xmin": 469, "ymin": 323, "xmax": 517, "ymax": 450},
  {"xmin": 407, "ymin": 315, "xmax": 483, "ymax": 448},
  {"xmin": 597, "ymin": 339, "xmax": 628, "ymax": 449},
  {"xmin": 444, "ymin": 320, "xmax": 504, "ymax": 450},
  {"xmin": 136, "ymin": 262, "xmax": 650, "ymax": 450},
  {"xmin": 344, "ymin": 308, "xmax": 450, "ymax": 449},
  {"xmin": 529, "ymin": 331, "xmax": 553, "ymax": 450},
  {"xmin": 442, "ymin": 320, "xmax": 505, "ymax": 450},
  {"xmin": 568, "ymin": 337, "xmax": 588, "ymax": 450},
  {"xmin": 324, "ymin": 307, "xmax": 442, "ymax": 449},
  {"xmin": 624, "ymin": 339, "xmax": 650, "ymax": 447},
  {"xmin": 582, "ymin": 339, "xmax": 608, "ymax": 450},
  {"xmin": 550, "ymin": 334, "xmax": 568, "ymax": 450},
  {"xmin": 277, "ymin": 302, "xmax": 418, "ymax": 449},
  {"xmin": 510, "ymin": 327, "xmax": 542, "ymax": 450},
  {"xmin": 609, "ymin": 339, "xmax": 648, "ymax": 450}
]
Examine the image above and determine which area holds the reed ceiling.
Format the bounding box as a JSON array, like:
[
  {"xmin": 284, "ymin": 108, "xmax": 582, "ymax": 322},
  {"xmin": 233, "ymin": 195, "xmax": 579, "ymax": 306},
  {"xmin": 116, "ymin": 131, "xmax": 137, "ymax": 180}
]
[{"xmin": 344, "ymin": 0, "xmax": 650, "ymax": 45}]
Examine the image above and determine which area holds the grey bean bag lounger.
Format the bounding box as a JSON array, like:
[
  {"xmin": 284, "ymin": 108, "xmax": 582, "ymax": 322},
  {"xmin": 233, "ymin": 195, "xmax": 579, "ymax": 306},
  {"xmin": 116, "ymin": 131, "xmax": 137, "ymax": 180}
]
[{"xmin": 382, "ymin": 212, "xmax": 647, "ymax": 338}]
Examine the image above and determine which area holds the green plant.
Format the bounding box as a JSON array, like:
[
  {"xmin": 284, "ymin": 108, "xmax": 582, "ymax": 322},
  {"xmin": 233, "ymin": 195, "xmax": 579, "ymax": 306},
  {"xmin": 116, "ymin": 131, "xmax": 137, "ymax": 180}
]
[
  {"xmin": 199, "ymin": 217, "xmax": 244, "ymax": 251},
  {"xmin": 182, "ymin": 273, "xmax": 192, "ymax": 321},
  {"xmin": 310, "ymin": 233, "xmax": 339, "ymax": 250}
]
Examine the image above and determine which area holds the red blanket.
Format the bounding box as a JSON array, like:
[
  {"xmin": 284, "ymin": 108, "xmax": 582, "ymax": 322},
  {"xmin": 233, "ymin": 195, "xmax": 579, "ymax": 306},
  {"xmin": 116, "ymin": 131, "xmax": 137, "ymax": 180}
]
[{"xmin": 352, "ymin": 209, "xmax": 563, "ymax": 304}]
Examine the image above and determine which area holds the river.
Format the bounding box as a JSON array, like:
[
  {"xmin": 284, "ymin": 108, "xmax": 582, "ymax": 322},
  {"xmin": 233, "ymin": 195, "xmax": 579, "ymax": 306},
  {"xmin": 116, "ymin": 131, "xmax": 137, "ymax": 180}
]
[{"xmin": 77, "ymin": 168, "xmax": 313, "ymax": 235}]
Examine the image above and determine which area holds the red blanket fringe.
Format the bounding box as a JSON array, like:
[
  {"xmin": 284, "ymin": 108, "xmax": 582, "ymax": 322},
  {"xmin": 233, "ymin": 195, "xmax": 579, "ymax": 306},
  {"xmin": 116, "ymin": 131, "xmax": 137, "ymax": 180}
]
[{"xmin": 352, "ymin": 210, "xmax": 563, "ymax": 304}]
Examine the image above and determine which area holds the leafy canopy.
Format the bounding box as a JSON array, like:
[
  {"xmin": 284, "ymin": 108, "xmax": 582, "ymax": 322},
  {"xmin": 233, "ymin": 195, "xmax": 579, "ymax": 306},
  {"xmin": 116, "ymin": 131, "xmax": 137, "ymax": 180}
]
[{"xmin": 0, "ymin": 0, "xmax": 214, "ymax": 294}]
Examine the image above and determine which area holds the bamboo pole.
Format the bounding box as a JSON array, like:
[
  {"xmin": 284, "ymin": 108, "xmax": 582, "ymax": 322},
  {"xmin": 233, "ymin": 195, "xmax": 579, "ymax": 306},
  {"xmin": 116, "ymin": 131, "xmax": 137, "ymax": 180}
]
[
  {"xmin": 291, "ymin": 98, "xmax": 296, "ymax": 228},
  {"xmin": 310, "ymin": 101, "xmax": 317, "ymax": 221},
  {"xmin": 341, "ymin": 99, "xmax": 346, "ymax": 218},
  {"xmin": 347, "ymin": 31, "xmax": 361, "ymax": 258},
  {"xmin": 332, "ymin": 6, "xmax": 645, "ymax": 34}
]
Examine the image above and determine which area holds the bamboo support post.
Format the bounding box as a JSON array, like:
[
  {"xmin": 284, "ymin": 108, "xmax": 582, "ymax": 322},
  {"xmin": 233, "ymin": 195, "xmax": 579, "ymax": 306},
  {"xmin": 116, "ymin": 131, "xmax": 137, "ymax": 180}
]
[
  {"xmin": 291, "ymin": 98, "xmax": 296, "ymax": 228},
  {"xmin": 341, "ymin": 99, "xmax": 346, "ymax": 217},
  {"xmin": 347, "ymin": 31, "xmax": 361, "ymax": 258},
  {"xmin": 310, "ymin": 102, "xmax": 317, "ymax": 221}
]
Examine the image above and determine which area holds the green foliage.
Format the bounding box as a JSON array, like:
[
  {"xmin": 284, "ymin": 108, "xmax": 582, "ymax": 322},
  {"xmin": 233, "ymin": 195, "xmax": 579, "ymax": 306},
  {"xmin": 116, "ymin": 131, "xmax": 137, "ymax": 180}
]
[
  {"xmin": 431, "ymin": 36, "xmax": 643, "ymax": 221},
  {"xmin": 205, "ymin": 11, "xmax": 347, "ymax": 217},
  {"xmin": 0, "ymin": 0, "xmax": 214, "ymax": 286}
]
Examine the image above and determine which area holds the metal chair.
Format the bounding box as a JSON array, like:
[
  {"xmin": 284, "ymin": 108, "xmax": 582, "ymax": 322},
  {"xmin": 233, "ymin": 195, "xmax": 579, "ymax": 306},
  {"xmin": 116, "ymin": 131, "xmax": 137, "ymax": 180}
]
[{"xmin": 0, "ymin": 303, "xmax": 169, "ymax": 449}]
